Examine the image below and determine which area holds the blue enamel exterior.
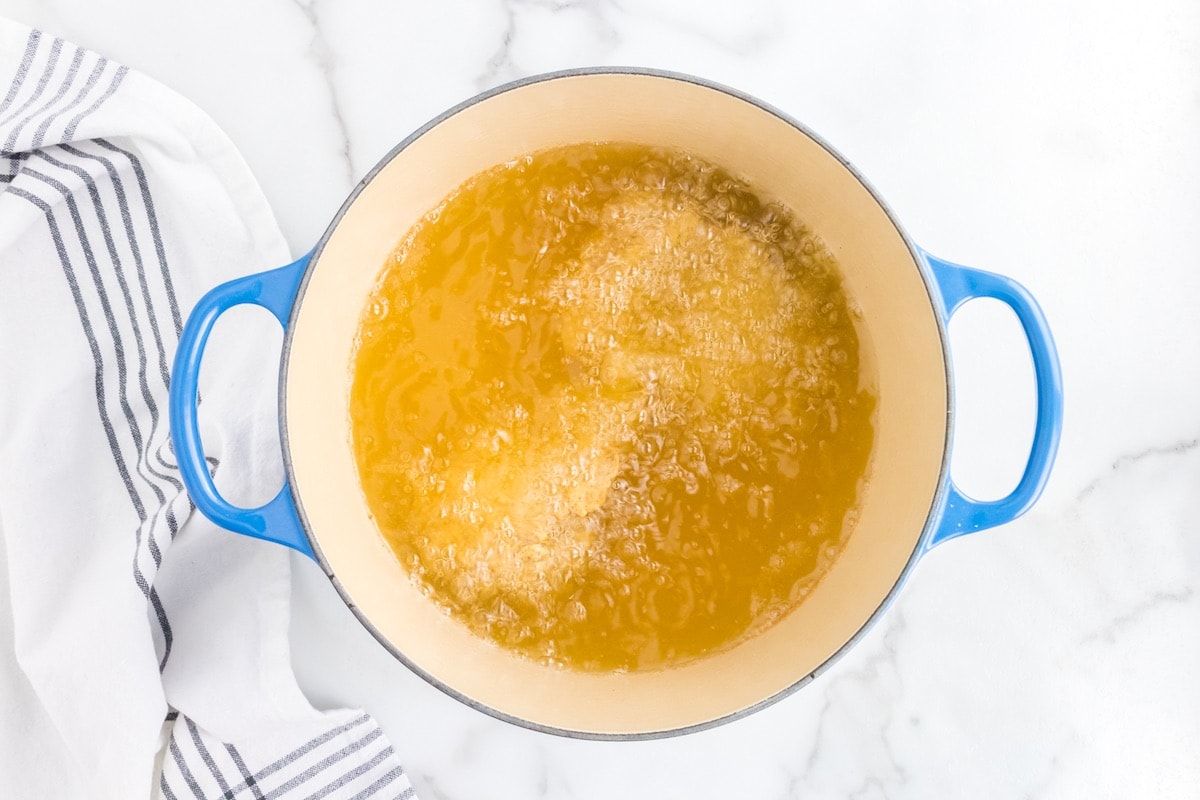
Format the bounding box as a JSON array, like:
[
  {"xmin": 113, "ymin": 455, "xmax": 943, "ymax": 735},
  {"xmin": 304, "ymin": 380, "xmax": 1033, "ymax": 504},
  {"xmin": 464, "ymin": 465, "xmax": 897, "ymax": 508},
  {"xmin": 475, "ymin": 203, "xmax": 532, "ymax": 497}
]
[
  {"xmin": 922, "ymin": 250, "xmax": 1064, "ymax": 550},
  {"xmin": 164, "ymin": 69, "xmax": 1064, "ymax": 740},
  {"xmin": 168, "ymin": 254, "xmax": 315, "ymax": 559}
]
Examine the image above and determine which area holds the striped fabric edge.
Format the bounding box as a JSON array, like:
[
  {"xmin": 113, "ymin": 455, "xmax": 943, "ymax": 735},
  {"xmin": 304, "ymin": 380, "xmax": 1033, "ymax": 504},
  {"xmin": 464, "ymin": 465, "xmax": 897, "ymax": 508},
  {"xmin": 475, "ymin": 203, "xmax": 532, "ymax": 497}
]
[
  {"xmin": 159, "ymin": 712, "xmax": 415, "ymax": 800},
  {"xmin": 3, "ymin": 27, "xmax": 418, "ymax": 799},
  {"xmin": 1, "ymin": 26, "xmax": 199, "ymax": 671},
  {"xmin": 1, "ymin": 27, "xmax": 125, "ymax": 160}
]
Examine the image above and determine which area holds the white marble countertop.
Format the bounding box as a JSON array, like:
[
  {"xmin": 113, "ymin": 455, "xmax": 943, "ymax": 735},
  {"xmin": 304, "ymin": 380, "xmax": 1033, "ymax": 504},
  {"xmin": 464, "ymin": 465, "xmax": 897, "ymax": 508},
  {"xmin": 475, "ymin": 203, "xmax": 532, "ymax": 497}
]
[{"xmin": 4, "ymin": 0, "xmax": 1197, "ymax": 797}]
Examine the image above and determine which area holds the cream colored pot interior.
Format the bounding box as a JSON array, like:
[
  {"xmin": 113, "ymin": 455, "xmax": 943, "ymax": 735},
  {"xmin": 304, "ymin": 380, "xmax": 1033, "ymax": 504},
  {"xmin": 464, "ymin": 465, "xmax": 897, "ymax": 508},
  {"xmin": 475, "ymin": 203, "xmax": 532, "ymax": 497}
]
[{"xmin": 285, "ymin": 72, "xmax": 948, "ymax": 735}]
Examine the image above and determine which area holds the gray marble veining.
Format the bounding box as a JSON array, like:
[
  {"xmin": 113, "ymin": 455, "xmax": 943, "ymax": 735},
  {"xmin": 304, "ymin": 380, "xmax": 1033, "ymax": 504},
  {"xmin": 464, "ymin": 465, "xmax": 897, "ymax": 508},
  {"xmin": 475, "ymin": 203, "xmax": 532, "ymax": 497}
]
[{"xmin": 2, "ymin": 0, "xmax": 1196, "ymax": 796}]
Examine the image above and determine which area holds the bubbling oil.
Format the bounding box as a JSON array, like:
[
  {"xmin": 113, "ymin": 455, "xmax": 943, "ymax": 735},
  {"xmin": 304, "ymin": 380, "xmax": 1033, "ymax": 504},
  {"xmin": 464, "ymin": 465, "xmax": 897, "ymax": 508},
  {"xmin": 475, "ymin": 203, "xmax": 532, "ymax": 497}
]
[{"xmin": 350, "ymin": 143, "xmax": 875, "ymax": 671}]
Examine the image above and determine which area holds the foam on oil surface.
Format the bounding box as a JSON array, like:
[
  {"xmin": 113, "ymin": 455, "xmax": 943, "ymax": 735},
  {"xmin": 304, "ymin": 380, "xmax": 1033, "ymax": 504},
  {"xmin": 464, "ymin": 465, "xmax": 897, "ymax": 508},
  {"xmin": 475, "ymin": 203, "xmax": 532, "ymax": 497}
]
[{"xmin": 350, "ymin": 143, "xmax": 875, "ymax": 670}]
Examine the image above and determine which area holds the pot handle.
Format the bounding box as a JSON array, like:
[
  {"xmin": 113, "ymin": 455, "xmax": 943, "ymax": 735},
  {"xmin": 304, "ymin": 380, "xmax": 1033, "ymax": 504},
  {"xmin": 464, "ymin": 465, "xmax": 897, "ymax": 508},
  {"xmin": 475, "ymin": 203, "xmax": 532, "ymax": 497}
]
[
  {"xmin": 168, "ymin": 254, "xmax": 316, "ymax": 559},
  {"xmin": 922, "ymin": 250, "xmax": 1063, "ymax": 549}
]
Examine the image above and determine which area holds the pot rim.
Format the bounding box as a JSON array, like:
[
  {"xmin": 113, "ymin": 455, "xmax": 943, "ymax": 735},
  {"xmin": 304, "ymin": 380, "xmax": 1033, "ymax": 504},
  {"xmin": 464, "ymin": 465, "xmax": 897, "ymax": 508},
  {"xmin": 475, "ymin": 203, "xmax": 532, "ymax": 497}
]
[{"xmin": 278, "ymin": 66, "xmax": 955, "ymax": 740}]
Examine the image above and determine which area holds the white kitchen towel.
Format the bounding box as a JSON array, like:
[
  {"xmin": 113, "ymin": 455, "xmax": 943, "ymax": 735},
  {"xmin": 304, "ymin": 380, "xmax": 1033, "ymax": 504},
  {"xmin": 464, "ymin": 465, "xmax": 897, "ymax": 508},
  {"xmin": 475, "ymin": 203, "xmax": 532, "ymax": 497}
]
[{"xmin": 0, "ymin": 20, "xmax": 414, "ymax": 800}]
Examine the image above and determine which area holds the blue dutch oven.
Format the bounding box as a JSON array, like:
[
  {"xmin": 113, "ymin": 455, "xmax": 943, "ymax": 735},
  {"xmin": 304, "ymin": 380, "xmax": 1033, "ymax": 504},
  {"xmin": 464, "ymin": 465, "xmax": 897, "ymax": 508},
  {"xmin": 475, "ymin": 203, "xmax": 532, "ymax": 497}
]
[{"xmin": 169, "ymin": 69, "xmax": 1062, "ymax": 738}]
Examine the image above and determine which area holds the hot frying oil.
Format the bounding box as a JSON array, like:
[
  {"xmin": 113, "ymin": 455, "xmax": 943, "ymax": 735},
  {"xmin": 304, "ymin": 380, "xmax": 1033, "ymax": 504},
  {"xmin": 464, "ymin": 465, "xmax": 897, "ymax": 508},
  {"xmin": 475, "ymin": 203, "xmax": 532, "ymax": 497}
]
[{"xmin": 350, "ymin": 143, "xmax": 875, "ymax": 671}]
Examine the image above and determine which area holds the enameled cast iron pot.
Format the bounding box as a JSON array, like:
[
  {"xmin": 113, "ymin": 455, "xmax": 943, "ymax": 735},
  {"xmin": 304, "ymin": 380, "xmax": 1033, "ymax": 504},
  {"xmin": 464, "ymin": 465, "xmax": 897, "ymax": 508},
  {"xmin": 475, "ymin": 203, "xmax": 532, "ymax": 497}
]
[{"xmin": 169, "ymin": 69, "xmax": 1063, "ymax": 739}]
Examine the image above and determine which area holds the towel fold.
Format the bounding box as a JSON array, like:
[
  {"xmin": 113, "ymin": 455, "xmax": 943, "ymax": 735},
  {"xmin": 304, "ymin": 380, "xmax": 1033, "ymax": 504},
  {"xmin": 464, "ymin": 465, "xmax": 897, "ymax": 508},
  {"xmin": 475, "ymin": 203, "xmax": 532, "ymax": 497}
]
[{"xmin": 0, "ymin": 20, "xmax": 413, "ymax": 799}]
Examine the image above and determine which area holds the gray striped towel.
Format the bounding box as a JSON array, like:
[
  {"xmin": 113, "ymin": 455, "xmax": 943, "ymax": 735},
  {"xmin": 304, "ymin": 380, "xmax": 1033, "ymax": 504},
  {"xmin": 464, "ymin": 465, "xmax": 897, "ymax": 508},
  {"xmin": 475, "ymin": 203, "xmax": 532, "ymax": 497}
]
[{"xmin": 0, "ymin": 19, "xmax": 414, "ymax": 800}]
